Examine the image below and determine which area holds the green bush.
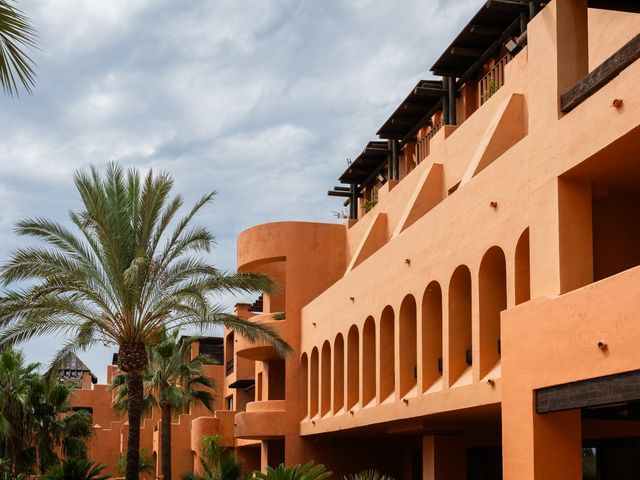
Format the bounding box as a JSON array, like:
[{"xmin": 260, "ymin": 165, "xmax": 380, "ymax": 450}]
[
  {"xmin": 272, "ymin": 312, "xmax": 286, "ymax": 320},
  {"xmin": 254, "ymin": 461, "xmax": 332, "ymax": 480},
  {"xmin": 343, "ymin": 470, "xmax": 394, "ymax": 480},
  {"xmin": 40, "ymin": 459, "xmax": 109, "ymax": 480}
]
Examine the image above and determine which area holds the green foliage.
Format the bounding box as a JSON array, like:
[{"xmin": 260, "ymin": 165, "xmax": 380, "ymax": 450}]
[
  {"xmin": 253, "ymin": 461, "xmax": 332, "ymax": 480},
  {"xmin": 0, "ymin": 349, "xmax": 92, "ymax": 474},
  {"xmin": 40, "ymin": 459, "xmax": 109, "ymax": 480},
  {"xmin": 272, "ymin": 312, "xmax": 286, "ymax": 321},
  {"xmin": 116, "ymin": 448, "xmax": 155, "ymax": 476},
  {"xmin": 343, "ymin": 470, "xmax": 394, "ymax": 480},
  {"xmin": 0, "ymin": 0, "xmax": 38, "ymax": 96},
  {"xmin": 182, "ymin": 434, "xmax": 245, "ymax": 480},
  {"xmin": 0, "ymin": 163, "xmax": 291, "ymax": 478}
]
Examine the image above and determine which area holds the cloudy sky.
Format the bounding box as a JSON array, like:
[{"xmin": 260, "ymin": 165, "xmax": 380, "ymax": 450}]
[{"xmin": 1, "ymin": 0, "xmax": 479, "ymax": 381}]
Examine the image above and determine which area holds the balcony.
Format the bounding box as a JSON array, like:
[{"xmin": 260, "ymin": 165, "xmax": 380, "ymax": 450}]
[
  {"xmin": 235, "ymin": 313, "xmax": 289, "ymax": 361},
  {"xmin": 478, "ymin": 53, "xmax": 512, "ymax": 107},
  {"xmin": 234, "ymin": 400, "xmax": 286, "ymax": 439}
]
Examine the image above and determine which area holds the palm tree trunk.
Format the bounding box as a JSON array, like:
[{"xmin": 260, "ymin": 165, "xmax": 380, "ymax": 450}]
[
  {"xmin": 161, "ymin": 403, "xmax": 172, "ymax": 480},
  {"xmin": 126, "ymin": 370, "xmax": 144, "ymax": 480}
]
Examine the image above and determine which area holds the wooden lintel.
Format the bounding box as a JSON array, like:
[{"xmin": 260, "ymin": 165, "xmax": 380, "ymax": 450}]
[
  {"xmin": 537, "ymin": 370, "xmax": 640, "ymax": 413},
  {"xmin": 328, "ymin": 190, "xmax": 361, "ymax": 198},
  {"xmin": 450, "ymin": 47, "xmax": 484, "ymax": 57},
  {"xmin": 561, "ymin": 33, "xmax": 640, "ymax": 113}
]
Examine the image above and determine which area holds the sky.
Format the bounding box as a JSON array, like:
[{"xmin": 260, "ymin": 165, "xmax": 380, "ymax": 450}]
[{"xmin": 0, "ymin": 0, "xmax": 480, "ymax": 382}]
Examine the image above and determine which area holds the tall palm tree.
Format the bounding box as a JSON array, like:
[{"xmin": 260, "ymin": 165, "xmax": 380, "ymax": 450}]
[
  {"xmin": 112, "ymin": 330, "xmax": 217, "ymax": 480},
  {"xmin": 0, "ymin": 163, "xmax": 290, "ymax": 480},
  {"xmin": 0, "ymin": 0, "xmax": 37, "ymax": 96}
]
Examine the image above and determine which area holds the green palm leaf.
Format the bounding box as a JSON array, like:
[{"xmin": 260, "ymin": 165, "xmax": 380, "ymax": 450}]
[{"xmin": 0, "ymin": 0, "xmax": 37, "ymax": 96}]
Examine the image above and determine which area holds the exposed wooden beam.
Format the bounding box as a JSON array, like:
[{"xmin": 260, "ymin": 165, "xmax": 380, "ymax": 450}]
[
  {"xmin": 333, "ymin": 186, "xmax": 350, "ymax": 192},
  {"xmin": 485, "ymin": 0, "xmax": 530, "ymax": 12},
  {"xmin": 469, "ymin": 24, "xmax": 503, "ymax": 36},
  {"xmin": 413, "ymin": 85, "xmax": 449, "ymax": 97},
  {"xmin": 431, "ymin": 68, "xmax": 465, "ymax": 78},
  {"xmin": 537, "ymin": 370, "xmax": 640, "ymax": 413},
  {"xmin": 450, "ymin": 47, "xmax": 484, "ymax": 57},
  {"xmin": 588, "ymin": 0, "xmax": 640, "ymax": 13},
  {"xmin": 401, "ymin": 98, "xmax": 444, "ymax": 145},
  {"xmin": 360, "ymin": 160, "xmax": 388, "ymax": 189},
  {"xmin": 561, "ymin": 33, "xmax": 640, "ymax": 113},
  {"xmin": 456, "ymin": 16, "xmax": 521, "ymax": 88},
  {"xmin": 328, "ymin": 190, "xmax": 361, "ymax": 198}
]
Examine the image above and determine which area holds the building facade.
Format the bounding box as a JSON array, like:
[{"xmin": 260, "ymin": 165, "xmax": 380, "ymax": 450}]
[{"xmin": 72, "ymin": 1, "xmax": 640, "ymax": 478}]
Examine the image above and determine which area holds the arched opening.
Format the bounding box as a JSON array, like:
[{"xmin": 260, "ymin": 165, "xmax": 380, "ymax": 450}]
[
  {"xmin": 320, "ymin": 341, "xmax": 331, "ymax": 416},
  {"xmin": 379, "ymin": 306, "xmax": 395, "ymax": 401},
  {"xmin": 422, "ymin": 281, "xmax": 443, "ymax": 392},
  {"xmin": 347, "ymin": 326, "xmax": 359, "ymax": 410},
  {"xmin": 479, "ymin": 246, "xmax": 507, "ymax": 378},
  {"xmin": 399, "ymin": 295, "xmax": 417, "ymax": 397},
  {"xmin": 300, "ymin": 353, "xmax": 308, "ymax": 419},
  {"xmin": 362, "ymin": 317, "xmax": 376, "ymax": 406},
  {"xmin": 448, "ymin": 265, "xmax": 472, "ymax": 385},
  {"xmin": 333, "ymin": 334, "xmax": 344, "ymax": 414},
  {"xmin": 515, "ymin": 228, "xmax": 531, "ymax": 305},
  {"xmin": 225, "ymin": 332, "xmax": 234, "ymax": 376},
  {"xmin": 309, "ymin": 348, "xmax": 319, "ymax": 418}
]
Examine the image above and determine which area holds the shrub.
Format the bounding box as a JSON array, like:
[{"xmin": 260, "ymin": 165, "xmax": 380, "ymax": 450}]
[
  {"xmin": 40, "ymin": 459, "xmax": 109, "ymax": 480},
  {"xmin": 343, "ymin": 470, "xmax": 394, "ymax": 480},
  {"xmin": 254, "ymin": 461, "xmax": 332, "ymax": 480}
]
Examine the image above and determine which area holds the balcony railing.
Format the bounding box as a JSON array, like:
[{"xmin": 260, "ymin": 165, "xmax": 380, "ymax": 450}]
[
  {"xmin": 478, "ymin": 53, "xmax": 512, "ymax": 107},
  {"xmin": 226, "ymin": 359, "xmax": 234, "ymax": 376},
  {"xmin": 415, "ymin": 120, "xmax": 443, "ymax": 165}
]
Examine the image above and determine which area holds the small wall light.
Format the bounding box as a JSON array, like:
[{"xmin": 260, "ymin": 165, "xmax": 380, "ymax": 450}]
[
  {"xmin": 403, "ymin": 398, "xmax": 409, "ymax": 404},
  {"xmin": 350, "ymin": 296, "xmax": 355, "ymax": 302},
  {"xmin": 597, "ymin": 341, "xmax": 608, "ymax": 351},
  {"xmin": 349, "ymin": 410, "xmax": 354, "ymax": 415},
  {"xmin": 405, "ymin": 258, "xmax": 411, "ymax": 265},
  {"xmin": 487, "ymin": 378, "xmax": 495, "ymax": 387},
  {"xmin": 490, "ymin": 201, "xmax": 498, "ymax": 209},
  {"xmin": 312, "ymin": 322, "xmax": 317, "ymax": 327},
  {"xmin": 312, "ymin": 420, "xmax": 316, "ymax": 425},
  {"xmin": 611, "ymin": 99, "xmax": 623, "ymax": 108}
]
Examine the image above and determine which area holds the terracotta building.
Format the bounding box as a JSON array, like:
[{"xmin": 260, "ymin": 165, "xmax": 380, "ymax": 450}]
[{"xmin": 71, "ymin": 0, "xmax": 640, "ymax": 478}]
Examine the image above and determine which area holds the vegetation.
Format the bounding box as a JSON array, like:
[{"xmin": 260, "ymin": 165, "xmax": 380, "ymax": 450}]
[
  {"xmin": 116, "ymin": 448, "xmax": 155, "ymax": 478},
  {"xmin": 113, "ymin": 329, "xmax": 216, "ymax": 480},
  {"xmin": 182, "ymin": 434, "xmax": 245, "ymax": 480},
  {"xmin": 0, "ymin": 163, "xmax": 291, "ymax": 479},
  {"xmin": 343, "ymin": 470, "xmax": 394, "ymax": 480},
  {"xmin": 0, "ymin": 0, "xmax": 38, "ymax": 96},
  {"xmin": 272, "ymin": 312, "xmax": 286, "ymax": 320},
  {"xmin": 0, "ymin": 349, "xmax": 92, "ymax": 475},
  {"xmin": 253, "ymin": 461, "xmax": 332, "ymax": 480},
  {"xmin": 40, "ymin": 459, "xmax": 109, "ymax": 480}
]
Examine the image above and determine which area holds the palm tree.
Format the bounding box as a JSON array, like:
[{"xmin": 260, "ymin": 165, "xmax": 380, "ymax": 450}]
[
  {"xmin": 28, "ymin": 379, "xmax": 93, "ymax": 473},
  {"xmin": 0, "ymin": 349, "xmax": 39, "ymax": 474},
  {"xmin": 41, "ymin": 459, "xmax": 110, "ymax": 480},
  {"xmin": 0, "ymin": 0, "xmax": 37, "ymax": 96},
  {"xmin": 112, "ymin": 329, "xmax": 217, "ymax": 480},
  {"xmin": 182, "ymin": 434, "xmax": 245, "ymax": 480},
  {"xmin": 0, "ymin": 163, "xmax": 291, "ymax": 480},
  {"xmin": 253, "ymin": 462, "xmax": 332, "ymax": 480}
]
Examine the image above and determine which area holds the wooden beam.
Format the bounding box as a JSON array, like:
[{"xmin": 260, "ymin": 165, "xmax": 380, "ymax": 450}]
[
  {"xmin": 328, "ymin": 190, "xmax": 361, "ymax": 198},
  {"xmin": 456, "ymin": 16, "xmax": 521, "ymax": 88},
  {"xmin": 431, "ymin": 67, "xmax": 465, "ymax": 77},
  {"xmin": 469, "ymin": 24, "xmax": 504, "ymax": 36},
  {"xmin": 537, "ymin": 370, "xmax": 640, "ymax": 413},
  {"xmin": 561, "ymin": 33, "xmax": 640, "ymax": 113},
  {"xmin": 360, "ymin": 160, "xmax": 388, "ymax": 189},
  {"xmin": 413, "ymin": 86, "xmax": 449, "ymax": 97},
  {"xmin": 588, "ymin": 0, "xmax": 640, "ymax": 13},
  {"xmin": 333, "ymin": 186, "xmax": 350, "ymax": 192},
  {"xmin": 485, "ymin": 0, "xmax": 530, "ymax": 12},
  {"xmin": 401, "ymin": 98, "xmax": 443, "ymax": 145},
  {"xmin": 450, "ymin": 47, "xmax": 484, "ymax": 57}
]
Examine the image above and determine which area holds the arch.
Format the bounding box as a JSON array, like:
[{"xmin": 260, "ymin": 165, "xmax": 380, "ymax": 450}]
[
  {"xmin": 515, "ymin": 228, "xmax": 531, "ymax": 305},
  {"xmin": 448, "ymin": 265, "xmax": 472, "ymax": 384},
  {"xmin": 320, "ymin": 341, "xmax": 331, "ymax": 416},
  {"xmin": 422, "ymin": 281, "xmax": 443, "ymax": 392},
  {"xmin": 300, "ymin": 353, "xmax": 308, "ymax": 419},
  {"xmin": 362, "ymin": 316, "xmax": 376, "ymax": 406},
  {"xmin": 399, "ymin": 295, "xmax": 417, "ymax": 397},
  {"xmin": 379, "ymin": 306, "xmax": 395, "ymax": 401},
  {"xmin": 309, "ymin": 348, "xmax": 319, "ymax": 418},
  {"xmin": 347, "ymin": 326, "xmax": 359, "ymax": 409},
  {"xmin": 479, "ymin": 246, "xmax": 507, "ymax": 378},
  {"xmin": 333, "ymin": 334, "xmax": 345, "ymax": 413}
]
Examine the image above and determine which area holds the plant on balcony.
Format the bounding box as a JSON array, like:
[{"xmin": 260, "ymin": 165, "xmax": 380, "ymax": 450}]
[
  {"xmin": 0, "ymin": 163, "xmax": 291, "ymax": 480},
  {"xmin": 41, "ymin": 459, "xmax": 109, "ymax": 480},
  {"xmin": 182, "ymin": 434, "xmax": 245, "ymax": 480},
  {"xmin": 112, "ymin": 330, "xmax": 216, "ymax": 480},
  {"xmin": 343, "ymin": 470, "xmax": 395, "ymax": 480},
  {"xmin": 484, "ymin": 78, "xmax": 498, "ymax": 102},
  {"xmin": 253, "ymin": 461, "xmax": 332, "ymax": 480},
  {"xmin": 272, "ymin": 312, "xmax": 286, "ymax": 321}
]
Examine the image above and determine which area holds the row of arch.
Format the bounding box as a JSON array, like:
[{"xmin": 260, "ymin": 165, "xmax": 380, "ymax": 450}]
[{"xmin": 302, "ymin": 229, "xmax": 530, "ymax": 419}]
